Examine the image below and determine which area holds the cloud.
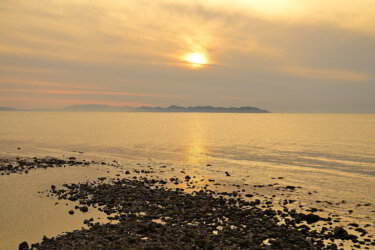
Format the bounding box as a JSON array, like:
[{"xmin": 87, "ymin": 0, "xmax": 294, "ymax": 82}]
[
  {"xmin": 0, "ymin": 96, "xmax": 154, "ymax": 108},
  {"xmin": 0, "ymin": 65, "xmax": 60, "ymax": 74},
  {"xmin": 279, "ymin": 66, "xmax": 371, "ymax": 82},
  {"xmin": 0, "ymin": 88, "xmax": 174, "ymax": 98},
  {"xmin": 0, "ymin": 78, "xmax": 102, "ymax": 89},
  {"xmin": 1, "ymin": 0, "xmax": 375, "ymax": 112},
  {"xmin": 184, "ymin": 0, "xmax": 375, "ymax": 35}
]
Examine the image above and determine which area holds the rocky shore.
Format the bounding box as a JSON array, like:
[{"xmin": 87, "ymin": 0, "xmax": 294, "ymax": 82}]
[{"xmin": 1, "ymin": 156, "xmax": 374, "ymax": 249}]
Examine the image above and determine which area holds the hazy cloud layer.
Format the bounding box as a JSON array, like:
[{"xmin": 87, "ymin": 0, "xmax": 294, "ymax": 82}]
[{"xmin": 0, "ymin": 0, "xmax": 374, "ymax": 112}]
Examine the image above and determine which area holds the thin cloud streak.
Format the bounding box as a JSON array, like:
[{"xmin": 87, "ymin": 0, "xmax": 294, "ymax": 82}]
[
  {"xmin": 0, "ymin": 65, "xmax": 61, "ymax": 74},
  {"xmin": 0, "ymin": 78, "xmax": 103, "ymax": 90},
  {"xmin": 278, "ymin": 66, "xmax": 372, "ymax": 82},
  {"xmin": 0, "ymin": 88, "xmax": 176, "ymax": 98},
  {"xmin": 0, "ymin": 96, "xmax": 154, "ymax": 108}
]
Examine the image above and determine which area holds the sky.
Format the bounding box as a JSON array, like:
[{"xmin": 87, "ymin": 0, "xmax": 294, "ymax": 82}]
[{"xmin": 0, "ymin": 0, "xmax": 375, "ymax": 113}]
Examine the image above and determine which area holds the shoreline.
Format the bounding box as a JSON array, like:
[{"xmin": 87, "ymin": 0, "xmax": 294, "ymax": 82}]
[{"xmin": 0, "ymin": 156, "xmax": 374, "ymax": 249}]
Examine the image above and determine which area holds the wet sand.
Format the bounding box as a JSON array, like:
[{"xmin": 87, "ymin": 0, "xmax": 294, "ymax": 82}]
[{"xmin": 1, "ymin": 156, "xmax": 374, "ymax": 249}]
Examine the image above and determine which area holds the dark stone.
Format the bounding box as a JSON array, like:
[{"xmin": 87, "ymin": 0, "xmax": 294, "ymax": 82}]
[
  {"xmin": 310, "ymin": 208, "xmax": 318, "ymax": 213},
  {"xmin": 79, "ymin": 206, "xmax": 89, "ymax": 213},
  {"xmin": 348, "ymin": 223, "xmax": 359, "ymax": 227},
  {"xmin": 19, "ymin": 241, "xmax": 29, "ymax": 250},
  {"xmin": 334, "ymin": 227, "xmax": 349, "ymax": 239},
  {"xmin": 128, "ymin": 237, "xmax": 136, "ymax": 244}
]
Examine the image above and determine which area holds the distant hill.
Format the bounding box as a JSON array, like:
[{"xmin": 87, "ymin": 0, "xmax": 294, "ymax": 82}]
[
  {"xmin": 62, "ymin": 105, "xmax": 270, "ymax": 113},
  {"xmin": 0, "ymin": 107, "xmax": 52, "ymax": 112},
  {"xmin": 0, "ymin": 105, "xmax": 270, "ymax": 113},
  {"xmin": 0, "ymin": 107, "xmax": 18, "ymax": 111}
]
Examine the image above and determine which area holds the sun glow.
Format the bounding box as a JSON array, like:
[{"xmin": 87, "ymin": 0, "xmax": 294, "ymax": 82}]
[{"xmin": 185, "ymin": 52, "xmax": 207, "ymax": 68}]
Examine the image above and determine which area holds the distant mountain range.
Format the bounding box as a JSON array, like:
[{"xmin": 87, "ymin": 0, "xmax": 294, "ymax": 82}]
[
  {"xmin": 0, "ymin": 105, "xmax": 270, "ymax": 113},
  {"xmin": 0, "ymin": 107, "xmax": 17, "ymax": 111}
]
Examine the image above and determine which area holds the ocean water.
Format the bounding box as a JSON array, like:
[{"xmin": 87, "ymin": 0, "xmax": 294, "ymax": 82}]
[
  {"xmin": 0, "ymin": 112, "xmax": 375, "ymax": 248},
  {"xmin": 1, "ymin": 112, "xmax": 374, "ymax": 174},
  {"xmin": 1, "ymin": 112, "xmax": 375, "ymax": 200}
]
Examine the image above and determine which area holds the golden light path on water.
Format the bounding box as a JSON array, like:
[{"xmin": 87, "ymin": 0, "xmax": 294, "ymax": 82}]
[{"xmin": 185, "ymin": 117, "xmax": 208, "ymax": 165}]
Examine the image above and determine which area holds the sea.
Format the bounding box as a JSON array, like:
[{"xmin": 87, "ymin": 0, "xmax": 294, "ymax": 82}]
[
  {"xmin": 0, "ymin": 112, "xmax": 374, "ymax": 248},
  {"xmin": 1, "ymin": 112, "xmax": 375, "ymax": 192}
]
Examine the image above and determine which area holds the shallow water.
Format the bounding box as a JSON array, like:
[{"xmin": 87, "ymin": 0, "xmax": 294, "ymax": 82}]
[
  {"xmin": 0, "ymin": 112, "xmax": 374, "ymax": 248},
  {"xmin": 1, "ymin": 112, "xmax": 375, "ymax": 174},
  {"xmin": 1, "ymin": 112, "xmax": 374, "ymax": 171},
  {"xmin": 0, "ymin": 164, "xmax": 117, "ymax": 249},
  {"xmin": 1, "ymin": 112, "xmax": 374, "ymax": 194}
]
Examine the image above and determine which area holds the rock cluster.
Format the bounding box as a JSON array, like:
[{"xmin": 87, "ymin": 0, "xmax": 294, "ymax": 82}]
[
  {"xmin": 3, "ymin": 156, "xmax": 371, "ymax": 250},
  {"xmin": 0, "ymin": 157, "xmax": 90, "ymax": 175},
  {"xmin": 29, "ymin": 176, "xmax": 374, "ymax": 249}
]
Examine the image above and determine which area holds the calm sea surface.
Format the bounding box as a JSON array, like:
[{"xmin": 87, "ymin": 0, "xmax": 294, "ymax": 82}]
[
  {"xmin": 1, "ymin": 112, "xmax": 375, "ymax": 198},
  {"xmin": 1, "ymin": 112, "xmax": 374, "ymax": 172}
]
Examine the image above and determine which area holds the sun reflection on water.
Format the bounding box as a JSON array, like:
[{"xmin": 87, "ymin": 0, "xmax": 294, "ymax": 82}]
[{"xmin": 185, "ymin": 118, "xmax": 209, "ymax": 166}]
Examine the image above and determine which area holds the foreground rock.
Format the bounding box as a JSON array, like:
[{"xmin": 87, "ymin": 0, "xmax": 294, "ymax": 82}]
[
  {"xmin": 0, "ymin": 156, "xmax": 95, "ymax": 175},
  {"xmin": 19, "ymin": 241, "xmax": 29, "ymax": 250},
  {"xmin": 29, "ymin": 177, "xmax": 369, "ymax": 250}
]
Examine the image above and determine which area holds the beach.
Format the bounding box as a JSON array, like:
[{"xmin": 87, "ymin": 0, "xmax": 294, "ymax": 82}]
[
  {"xmin": 0, "ymin": 154, "xmax": 374, "ymax": 249},
  {"xmin": 0, "ymin": 113, "xmax": 374, "ymax": 249}
]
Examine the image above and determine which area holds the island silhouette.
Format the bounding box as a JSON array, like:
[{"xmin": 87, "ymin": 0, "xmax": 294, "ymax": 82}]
[{"xmin": 0, "ymin": 105, "xmax": 270, "ymax": 113}]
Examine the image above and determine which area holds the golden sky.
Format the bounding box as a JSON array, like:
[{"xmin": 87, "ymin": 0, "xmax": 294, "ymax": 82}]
[{"xmin": 1, "ymin": 0, "xmax": 374, "ymax": 112}]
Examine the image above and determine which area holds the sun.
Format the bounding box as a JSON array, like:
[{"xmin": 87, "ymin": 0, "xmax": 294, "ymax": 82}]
[
  {"xmin": 186, "ymin": 53, "xmax": 206, "ymax": 64},
  {"xmin": 184, "ymin": 52, "xmax": 207, "ymax": 68}
]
